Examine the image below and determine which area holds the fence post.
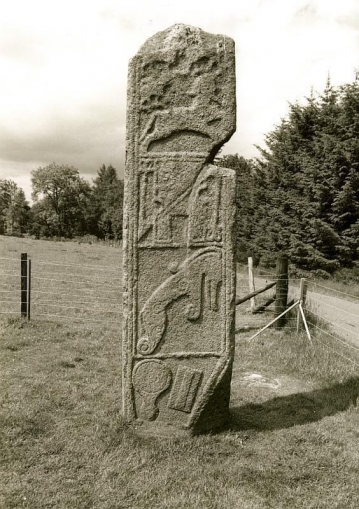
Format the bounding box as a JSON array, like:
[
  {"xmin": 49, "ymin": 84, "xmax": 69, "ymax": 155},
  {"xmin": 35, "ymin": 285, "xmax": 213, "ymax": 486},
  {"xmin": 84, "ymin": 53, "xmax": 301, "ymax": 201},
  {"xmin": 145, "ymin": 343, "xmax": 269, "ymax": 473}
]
[
  {"xmin": 248, "ymin": 257, "xmax": 256, "ymax": 312},
  {"xmin": 27, "ymin": 258, "xmax": 31, "ymax": 321},
  {"xmin": 296, "ymin": 278, "xmax": 307, "ymax": 333},
  {"xmin": 21, "ymin": 253, "xmax": 28, "ymax": 318},
  {"xmin": 274, "ymin": 255, "xmax": 289, "ymax": 328}
]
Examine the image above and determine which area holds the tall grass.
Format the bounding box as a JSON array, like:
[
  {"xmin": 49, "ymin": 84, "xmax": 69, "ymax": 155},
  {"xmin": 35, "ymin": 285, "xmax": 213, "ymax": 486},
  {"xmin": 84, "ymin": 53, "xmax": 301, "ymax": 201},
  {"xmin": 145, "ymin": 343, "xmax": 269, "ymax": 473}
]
[
  {"xmin": 1, "ymin": 237, "xmax": 359, "ymax": 508},
  {"xmin": 1, "ymin": 315, "xmax": 358, "ymax": 508}
]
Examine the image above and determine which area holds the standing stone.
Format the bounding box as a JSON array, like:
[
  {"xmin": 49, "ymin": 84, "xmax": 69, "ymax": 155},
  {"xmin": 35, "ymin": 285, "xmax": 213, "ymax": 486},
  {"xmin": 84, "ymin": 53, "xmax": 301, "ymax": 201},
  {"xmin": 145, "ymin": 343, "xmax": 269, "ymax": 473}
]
[{"xmin": 122, "ymin": 24, "xmax": 237, "ymax": 434}]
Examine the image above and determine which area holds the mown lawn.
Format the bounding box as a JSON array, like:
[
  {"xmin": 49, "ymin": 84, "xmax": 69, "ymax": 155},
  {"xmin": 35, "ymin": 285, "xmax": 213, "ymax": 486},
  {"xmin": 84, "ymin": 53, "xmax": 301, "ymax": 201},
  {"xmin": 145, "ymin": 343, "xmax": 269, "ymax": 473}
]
[{"xmin": 1, "ymin": 236, "xmax": 359, "ymax": 508}]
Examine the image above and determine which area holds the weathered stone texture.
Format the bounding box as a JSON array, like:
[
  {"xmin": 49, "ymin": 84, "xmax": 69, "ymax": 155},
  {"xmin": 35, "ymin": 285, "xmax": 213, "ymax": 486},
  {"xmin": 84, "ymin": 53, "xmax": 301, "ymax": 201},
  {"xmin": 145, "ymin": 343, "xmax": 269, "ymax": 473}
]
[{"xmin": 122, "ymin": 24, "xmax": 237, "ymax": 434}]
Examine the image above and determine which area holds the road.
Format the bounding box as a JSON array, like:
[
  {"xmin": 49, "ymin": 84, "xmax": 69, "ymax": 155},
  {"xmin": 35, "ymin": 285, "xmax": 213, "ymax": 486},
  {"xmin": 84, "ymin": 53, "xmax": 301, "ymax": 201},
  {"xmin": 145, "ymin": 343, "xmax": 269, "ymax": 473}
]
[{"xmin": 305, "ymin": 287, "xmax": 359, "ymax": 351}]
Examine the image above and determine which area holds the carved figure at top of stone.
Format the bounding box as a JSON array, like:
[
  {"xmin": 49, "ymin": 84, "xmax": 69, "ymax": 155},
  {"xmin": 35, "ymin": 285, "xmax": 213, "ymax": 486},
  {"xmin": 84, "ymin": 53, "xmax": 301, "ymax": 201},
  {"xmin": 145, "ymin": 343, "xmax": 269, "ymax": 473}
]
[{"xmin": 133, "ymin": 24, "xmax": 236, "ymax": 155}]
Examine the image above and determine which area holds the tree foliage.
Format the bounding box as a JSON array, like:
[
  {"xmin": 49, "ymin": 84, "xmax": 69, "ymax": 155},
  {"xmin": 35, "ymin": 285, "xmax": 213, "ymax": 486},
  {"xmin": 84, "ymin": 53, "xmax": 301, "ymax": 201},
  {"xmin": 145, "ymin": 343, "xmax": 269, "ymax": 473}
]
[
  {"xmin": 0, "ymin": 180, "xmax": 29, "ymax": 235},
  {"xmin": 220, "ymin": 78, "xmax": 359, "ymax": 275},
  {"xmin": 87, "ymin": 165, "xmax": 124, "ymax": 240},
  {"xmin": 215, "ymin": 154, "xmax": 256, "ymax": 263},
  {"xmin": 31, "ymin": 163, "xmax": 91, "ymax": 238},
  {"xmin": 21, "ymin": 163, "xmax": 124, "ymax": 240}
]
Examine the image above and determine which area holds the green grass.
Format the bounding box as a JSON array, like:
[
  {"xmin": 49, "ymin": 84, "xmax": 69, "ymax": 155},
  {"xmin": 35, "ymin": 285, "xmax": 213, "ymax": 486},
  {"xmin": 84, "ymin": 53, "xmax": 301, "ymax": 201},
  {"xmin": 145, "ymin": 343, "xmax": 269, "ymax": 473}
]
[
  {"xmin": 0, "ymin": 235, "xmax": 122, "ymax": 327},
  {"xmin": 1, "ymin": 317, "xmax": 358, "ymax": 509},
  {"xmin": 1, "ymin": 236, "xmax": 359, "ymax": 508}
]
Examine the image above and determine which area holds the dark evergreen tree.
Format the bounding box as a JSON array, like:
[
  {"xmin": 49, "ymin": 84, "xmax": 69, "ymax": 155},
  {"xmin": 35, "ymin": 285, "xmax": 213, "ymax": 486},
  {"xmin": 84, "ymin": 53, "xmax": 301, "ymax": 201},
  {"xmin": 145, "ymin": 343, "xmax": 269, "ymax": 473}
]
[
  {"xmin": 89, "ymin": 165, "xmax": 124, "ymax": 240},
  {"xmin": 0, "ymin": 180, "xmax": 30, "ymax": 235},
  {"xmin": 215, "ymin": 154, "xmax": 256, "ymax": 262},
  {"xmin": 221, "ymin": 77, "xmax": 359, "ymax": 275}
]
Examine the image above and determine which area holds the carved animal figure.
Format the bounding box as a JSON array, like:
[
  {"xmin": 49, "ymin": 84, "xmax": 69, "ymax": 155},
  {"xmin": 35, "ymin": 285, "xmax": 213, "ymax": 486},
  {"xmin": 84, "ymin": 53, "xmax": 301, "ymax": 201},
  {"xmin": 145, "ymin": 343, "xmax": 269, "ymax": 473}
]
[
  {"xmin": 137, "ymin": 248, "xmax": 222, "ymax": 355},
  {"xmin": 140, "ymin": 73, "xmax": 224, "ymax": 151}
]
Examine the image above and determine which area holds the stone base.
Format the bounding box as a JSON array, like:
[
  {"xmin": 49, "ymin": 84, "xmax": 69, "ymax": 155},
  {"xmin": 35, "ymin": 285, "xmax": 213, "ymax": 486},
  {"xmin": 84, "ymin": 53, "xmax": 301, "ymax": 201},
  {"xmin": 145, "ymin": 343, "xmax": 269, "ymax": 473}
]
[
  {"xmin": 129, "ymin": 420, "xmax": 194, "ymax": 439},
  {"xmin": 129, "ymin": 414, "xmax": 230, "ymax": 439}
]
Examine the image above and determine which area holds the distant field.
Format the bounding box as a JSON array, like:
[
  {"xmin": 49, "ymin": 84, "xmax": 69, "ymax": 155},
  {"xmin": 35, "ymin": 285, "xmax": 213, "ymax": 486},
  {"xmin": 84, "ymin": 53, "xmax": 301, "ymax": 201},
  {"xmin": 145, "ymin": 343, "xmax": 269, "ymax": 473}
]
[
  {"xmin": 0, "ymin": 235, "xmax": 122, "ymax": 328},
  {"xmin": 1, "ymin": 236, "xmax": 359, "ymax": 509}
]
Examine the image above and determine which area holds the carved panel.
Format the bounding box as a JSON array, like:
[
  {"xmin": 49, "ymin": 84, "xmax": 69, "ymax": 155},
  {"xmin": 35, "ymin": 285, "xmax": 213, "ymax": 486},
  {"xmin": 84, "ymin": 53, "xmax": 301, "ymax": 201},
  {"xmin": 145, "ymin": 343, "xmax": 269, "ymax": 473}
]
[
  {"xmin": 138, "ymin": 44, "xmax": 234, "ymax": 154},
  {"xmin": 123, "ymin": 24, "xmax": 237, "ymax": 433},
  {"xmin": 138, "ymin": 156, "xmax": 203, "ymax": 248},
  {"xmin": 188, "ymin": 165, "xmax": 223, "ymax": 246},
  {"xmin": 168, "ymin": 366, "xmax": 203, "ymax": 413},
  {"xmin": 132, "ymin": 360, "xmax": 172, "ymax": 421},
  {"xmin": 137, "ymin": 248, "xmax": 222, "ymax": 355}
]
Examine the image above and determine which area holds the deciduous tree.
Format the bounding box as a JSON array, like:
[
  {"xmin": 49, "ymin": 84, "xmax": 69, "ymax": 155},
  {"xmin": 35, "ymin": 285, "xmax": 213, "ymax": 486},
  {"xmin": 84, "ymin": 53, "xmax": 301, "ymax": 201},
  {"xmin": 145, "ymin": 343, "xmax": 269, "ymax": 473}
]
[{"xmin": 31, "ymin": 163, "xmax": 91, "ymax": 237}]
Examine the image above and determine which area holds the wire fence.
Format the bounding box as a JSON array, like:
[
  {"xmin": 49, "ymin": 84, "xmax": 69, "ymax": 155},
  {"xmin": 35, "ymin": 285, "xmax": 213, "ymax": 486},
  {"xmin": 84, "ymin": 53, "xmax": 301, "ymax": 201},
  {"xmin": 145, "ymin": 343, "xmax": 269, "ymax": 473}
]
[
  {"xmin": 236, "ymin": 259, "xmax": 359, "ymax": 367},
  {"xmin": 0, "ymin": 253, "xmax": 122, "ymax": 328},
  {"xmin": 2, "ymin": 255, "xmax": 285, "ymax": 329},
  {"xmin": 2, "ymin": 254, "xmax": 359, "ymax": 367},
  {"xmin": 304, "ymin": 281, "xmax": 359, "ymax": 367},
  {"xmin": 237, "ymin": 261, "xmax": 303, "ymax": 303}
]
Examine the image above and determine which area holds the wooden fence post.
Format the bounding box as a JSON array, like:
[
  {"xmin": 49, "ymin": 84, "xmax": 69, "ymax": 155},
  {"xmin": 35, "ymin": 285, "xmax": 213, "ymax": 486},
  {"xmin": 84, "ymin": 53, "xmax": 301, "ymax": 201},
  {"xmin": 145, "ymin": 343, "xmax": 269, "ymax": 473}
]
[
  {"xmin": 27, "ymin": 258, "xmax": 31, "ymax": 321},
  {"xmin": 274, "ymin": 255, "xmax": 289, "ymax": 328},
  {"xmin": 296, "ymin": 278, "xmax": 307, "ymax": 333},
  {"xmin": 21, "ymin": 253, "xmax": 27, "ymax": 318},
  {"xmin": 20, "ymin": 253, "xmax": 31, "ymax": 321},
  {"xmin": 236, "ymin": 281, "xmax": 276, "ymax": 305},
  {"xmin": 248, "ymin": 257, "xmax": 256, "ymax": 312}
]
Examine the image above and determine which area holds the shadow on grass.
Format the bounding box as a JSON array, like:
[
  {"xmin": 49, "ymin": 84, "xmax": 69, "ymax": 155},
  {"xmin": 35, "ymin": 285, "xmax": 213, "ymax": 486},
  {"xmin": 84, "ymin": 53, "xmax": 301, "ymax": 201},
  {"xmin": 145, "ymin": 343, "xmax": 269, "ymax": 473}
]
[{"xmin": 229, "ymin": 377, "xmax": 359, "ymax": 431}]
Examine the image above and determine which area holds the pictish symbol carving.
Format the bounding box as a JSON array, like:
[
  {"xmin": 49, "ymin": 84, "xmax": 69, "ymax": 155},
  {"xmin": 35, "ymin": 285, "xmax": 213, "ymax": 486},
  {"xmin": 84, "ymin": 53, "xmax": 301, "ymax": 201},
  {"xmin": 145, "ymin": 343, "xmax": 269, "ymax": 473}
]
[
  {"xmin": 123, "ymin": 24, "xmax": 237, "ymax": 432},
  {"xmin": 139, "ymin": 53, "xmax": 227, "ymax": 152},
  {"xmin": 132, "ymin": 360, "xmax": 172, "ymax": 421},
  {"xmin": 137, "ymin": 158, "xmax": 202, "ymax": 247},
  {"xmin": 138, "ymin": 162, "xmax": 225, "ymax": 248},
  {"xmin": 138, "ymin": 248, "xmax": 222, "ymax": 355},
  {"xmin": 188, "ymin": 165, "xmax": 223, "ymax": 246},
  {"xmin": 168, "ymin": 366, "xmax": 203, "ymax": 413}
]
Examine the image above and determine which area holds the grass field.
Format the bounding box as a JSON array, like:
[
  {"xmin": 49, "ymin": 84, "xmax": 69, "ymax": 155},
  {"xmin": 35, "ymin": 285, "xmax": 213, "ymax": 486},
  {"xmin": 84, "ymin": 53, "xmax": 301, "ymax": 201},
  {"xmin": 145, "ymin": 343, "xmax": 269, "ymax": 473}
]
[
  {"xmin": 1, "ymin": 236, "xmax": 359, "ymax": 508},
  {"xmin": 0, "ymin": 235, "xmax": 122, "ymax": 328}
]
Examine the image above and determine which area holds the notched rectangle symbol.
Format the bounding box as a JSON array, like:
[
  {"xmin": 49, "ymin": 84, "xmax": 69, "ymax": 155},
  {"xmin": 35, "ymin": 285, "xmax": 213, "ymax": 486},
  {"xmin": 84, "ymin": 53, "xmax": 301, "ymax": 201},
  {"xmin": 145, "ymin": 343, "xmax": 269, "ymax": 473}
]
[{"xmin": 168, "ymin": 366, "xmax": 203, "ymax": 413}]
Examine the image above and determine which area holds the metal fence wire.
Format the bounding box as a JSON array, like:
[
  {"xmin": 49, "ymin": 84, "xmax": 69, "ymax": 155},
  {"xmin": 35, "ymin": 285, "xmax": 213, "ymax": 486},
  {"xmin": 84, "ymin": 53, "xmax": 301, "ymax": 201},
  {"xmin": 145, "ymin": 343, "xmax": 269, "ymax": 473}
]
[
  {"xmin": 0, "ymin": 253, "xmax": 122, "ymax": 328},
  {"xmin": 304, "ymin": 282, "xmax": 359, "ymax": 367},
  {"xmin": 1, "ymin": 254, "xmax": 359, "ymax": 367}
]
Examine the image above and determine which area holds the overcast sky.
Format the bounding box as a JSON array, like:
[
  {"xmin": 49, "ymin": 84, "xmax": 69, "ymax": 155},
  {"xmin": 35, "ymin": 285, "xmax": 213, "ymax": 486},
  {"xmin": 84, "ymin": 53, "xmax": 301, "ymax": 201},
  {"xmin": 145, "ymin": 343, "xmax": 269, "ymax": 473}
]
[{"xmin": 1, "ymin": 0, "xmax": 359, "ymax": 201}]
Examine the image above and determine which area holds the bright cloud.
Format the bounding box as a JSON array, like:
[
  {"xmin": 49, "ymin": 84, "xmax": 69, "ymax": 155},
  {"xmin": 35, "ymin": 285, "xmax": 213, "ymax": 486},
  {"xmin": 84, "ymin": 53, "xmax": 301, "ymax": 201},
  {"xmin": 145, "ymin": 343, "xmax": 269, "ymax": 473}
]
[{"xmin": 1, "ymin": 0, "xmax": 359, "ymax": 200}]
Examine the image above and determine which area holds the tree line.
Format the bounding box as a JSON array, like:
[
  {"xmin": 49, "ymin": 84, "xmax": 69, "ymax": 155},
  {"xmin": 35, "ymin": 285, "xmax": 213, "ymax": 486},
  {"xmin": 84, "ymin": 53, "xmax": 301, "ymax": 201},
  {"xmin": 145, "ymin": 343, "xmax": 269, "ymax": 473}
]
[
  {"xmin": 0, "ymin": 163, "xmax": 124, "ymax": 240},
  {"xmin": 217, "ymin": 77, "xmax": 359, "ymax": 277},
  {"xmin": 3, "ymin": 77, "xmax": 359, "ymax": 276}
]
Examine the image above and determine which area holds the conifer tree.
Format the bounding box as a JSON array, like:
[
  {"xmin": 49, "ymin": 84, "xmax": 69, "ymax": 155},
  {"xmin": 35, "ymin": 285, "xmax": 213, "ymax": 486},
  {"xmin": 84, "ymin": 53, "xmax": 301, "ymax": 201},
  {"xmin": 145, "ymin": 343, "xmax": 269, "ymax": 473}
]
[
  {"xmin": 89, "ymin": 165, "xmax": 124, "ymax": 239},
  {"xmin": 222, "ymin": 77, "xmax": 359, "ymax": 275},
  {"xmin": 0, "ymin": 180, "xmax": 29, "ymax": 235}
]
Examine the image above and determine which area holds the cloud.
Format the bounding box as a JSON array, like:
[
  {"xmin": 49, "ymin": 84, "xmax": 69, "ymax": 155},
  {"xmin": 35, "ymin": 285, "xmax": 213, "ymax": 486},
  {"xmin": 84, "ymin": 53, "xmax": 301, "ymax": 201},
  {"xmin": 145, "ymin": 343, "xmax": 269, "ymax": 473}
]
[
  {"xmin": 2, "ymin": 0, "xmax": 359, "ymax": 201},
  {"xmin": 0, "ymin": 0, "xmax": 129, "ymax": 196},
  {"xmin": 0, "ymin": 98, "xmax": 126, "ymax": 169},
  {"xmin": 0, "ymin": 29, "xmax": 46, "ymax": 68}
]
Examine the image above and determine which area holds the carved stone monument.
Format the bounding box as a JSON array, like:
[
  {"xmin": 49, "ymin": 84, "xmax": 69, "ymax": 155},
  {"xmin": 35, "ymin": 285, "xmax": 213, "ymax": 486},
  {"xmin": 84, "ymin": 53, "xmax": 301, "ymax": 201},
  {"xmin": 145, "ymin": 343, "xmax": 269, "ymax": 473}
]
[{"xmin": 122, "ymin": 24, "xmax": 237, "ymax": 434}]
